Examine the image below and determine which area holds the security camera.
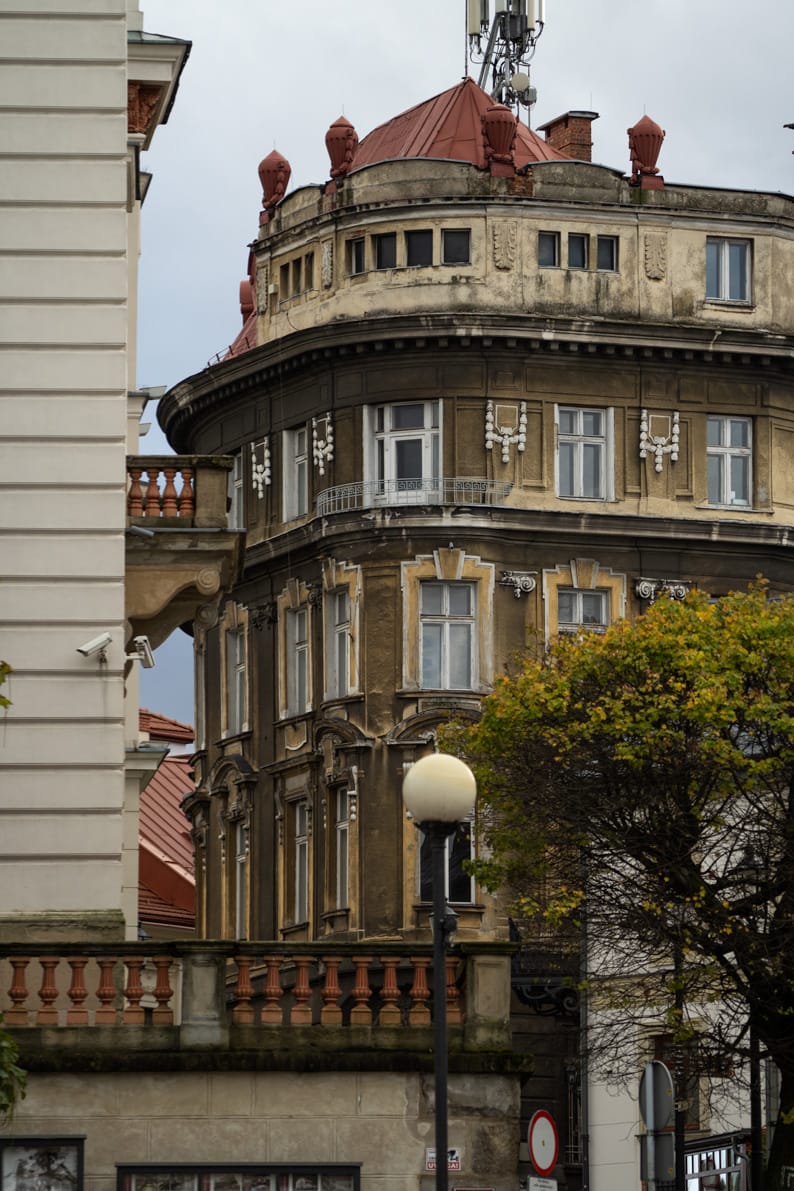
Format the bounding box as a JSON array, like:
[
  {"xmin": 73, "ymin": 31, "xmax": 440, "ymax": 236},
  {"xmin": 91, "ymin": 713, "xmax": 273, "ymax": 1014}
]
[
  {"xmin": 133, "ymin": 635, "xmax": 155, "ymax": 669},
  {"xmin": 77, "ymin": 632, "xmax": 112, "ymax": 658}
]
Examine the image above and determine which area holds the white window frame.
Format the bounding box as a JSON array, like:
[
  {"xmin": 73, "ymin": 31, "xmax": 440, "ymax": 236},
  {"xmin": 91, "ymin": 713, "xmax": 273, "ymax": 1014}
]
[
  {"xmin": 233, "ymin": 819, "xmax": 247, "ymax": 940},
  {"xmin": 224, "ymin": 626, "xmax": 247, "ymax": 736},
  {"xmin": 283, "ymin": 426, "xmax": 308, "ymax": 520},
  {"xmin": 286, "ymin": 606, "xmax": 309, "ymax": 715},
  {"xmin": 567, "ymin": 232, "xmax": 589, "ymax": 270},
  {"xmin": 326, "ymin": 589, "xmax": 350, "ymax": 700},
  {"xmin": 348, "ymin": 236, "xmax": 365, "ymax": 275},
  {"xmin": 364, "ymin": 401, "xmax": 441, "ymax": 505},
  {"xmin": 419, "ymin": 819, "xmax": 474, "ymax": 904},
  {"xmin": 707, "ymin": 415, "xmax": 752, "ymax": 507},
  {"xmin": 555, "ymin": 405, "xmax": 614, "ymax": 501},
  {"xmin": 295, "ymin": 801, "xmax": 309, "ymax": 924},
  {"xmin": 228, "ymin": 451, "xmax": 244, "ymax": 529},
  {"xmin": 706, "ymin": 237, "xmax": 751, "ymax": 303},
  {"xmin": 335, "ymin": 788, "xmax": 350, "ymax": 908},
  {"xmin": 419, "ymin": 580, "xmax": 476, "ymax": 690},
  {"xmin": 557, "ymin": 588, "xmax": 608, "ymax": 635}
]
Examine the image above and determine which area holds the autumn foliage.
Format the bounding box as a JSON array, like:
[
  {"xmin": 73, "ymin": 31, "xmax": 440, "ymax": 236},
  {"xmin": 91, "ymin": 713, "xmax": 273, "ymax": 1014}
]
[{"xmin": 453, "ymin": 586, "xmax": 794, "ymax": 1189}]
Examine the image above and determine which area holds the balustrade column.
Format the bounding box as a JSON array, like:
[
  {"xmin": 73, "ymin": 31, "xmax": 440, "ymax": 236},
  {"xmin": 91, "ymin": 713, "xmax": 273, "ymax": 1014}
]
[
  {"xmin": 290, "ymin": 956, "xmax": 312, "ymax": 1025},
  {"xmin": 260, "ymin": 955, "xmax": 283, "ymax": 1025},
  {"xmin": 408, "ymin": 956, "xmax": 431, "ymax": 1025},
  {"xmin": 6, "ymin": 958, "xmax": 30, "ymax": 1026},
  {"xmin": 379, "ymin": 957, "xmax": 402, "ymax": 1025},
  {"xmin": 95, "ymin": 957, "xmax": 118, "ymax": 1025},
  {"xmin": 37, "ymin": 957, "xmax": 59, "ymax": 1025},
  {"xmin": 320, "ymin": 956, "xmax": 343, "ymax": 1025},
  {"xmin": 151, "ymin": 957, "xmax": 174, "ymax": 1025},
  {"xmin": 232, "ymin": 955, "xmax": 255, "ymax": 1025},
  {"xmin": 123, "ymin": 958, "xmax": 145, "ymax": 1024},
  {"xmin": 66, "ymin": 957, "xmax": 89, "ymax": 1025},
  {"xmin": 349, "ymin": 955, "xmax": 373, "ymax": 1025}
]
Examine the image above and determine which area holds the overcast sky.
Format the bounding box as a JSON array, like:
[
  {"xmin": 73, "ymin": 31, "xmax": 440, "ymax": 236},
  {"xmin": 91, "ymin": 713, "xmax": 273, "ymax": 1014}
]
[{"xmin": 136, "ymin": 0, "xmax": 794, "ymax": 724}]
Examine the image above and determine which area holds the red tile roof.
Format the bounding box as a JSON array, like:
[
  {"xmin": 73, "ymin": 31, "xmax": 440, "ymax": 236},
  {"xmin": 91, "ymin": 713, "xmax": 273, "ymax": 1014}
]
[
  {"xmin": 350, "ymin": 76, "xmax": 567, "ymax": 172},
  {"xmin": 140, "ymin": 708, "xmax": 194, "ymax": 745}
]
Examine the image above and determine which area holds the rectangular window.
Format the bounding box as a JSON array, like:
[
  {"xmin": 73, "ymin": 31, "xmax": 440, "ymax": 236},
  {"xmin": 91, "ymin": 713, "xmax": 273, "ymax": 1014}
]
[
  {"xmin": 291, "ymin": 257, "xmax": 302, "ymax": 296},
  {"xmin": 707, "ymin": 415, "xmax": 751, "ymax": 506},
  {"xmin": 225, "ymin": 627, "xmax": 246, "ymax": 735},
  {"xmin": 304, "ymin": 251, "xmax": 315, "ymax": 290},
  {"xmin": 233, "ymin": 820, "xmax": 247, "ymax": 940},
  {"xmin": 405, "ymin": 229, "xmax": 433, "ymax": 267},
  {"xmin": 326, "ymin": 589, "xmax": 350, "ymax": 699},
  {"xmin": 279, "ymin": 262, "xmax": 289, "ymax": 295},
  {"xmin": 371, "ymin": 400, "xmax": 440, "ymax": 503},
  {"xmin": 420, "ymin": 820, "xmax": 473, "ymax": 903},
  {"xmin": 420, "ymin": 581, "xmax": 475, "ymax": 690},
  {"xmin": 596, "ymin": 235, "xmax": 618, "ymax": 271},
  {"xmin": 706, "ymin": 237, "xmax": 750, "ymax": 302},
  {"xmin": 568, "ymin": 233, "xmax": 589, "ymax": 269},
  {"xmin": 557, "ymin": 406, "xmax": 609, "ymax": 500},
  {"xmin": 374, "ymin": 232, "xmax": 397, "ymax": 269},
  {"xmin": 442, "ymin": 228, "xmax": 471, "ymax": 265},
  {"xmin": 538, "ymin": 231, "xmax": 560, "ymax": 268},
  {"xmin": 294, "ymin": 802, "xmax": 309, "ymax": 924},
  {"xmin": 558, "ymin": 589, "xmax": 608, "ymax": 634},
  {"xmin": 228, "ymin": 451, "xmax": 244, "ymax": 529},
  {"xmin": 348, "ymin": 236, "xmax": 365, "ymax": 275},
  {"xmin": 283, "ymin": 426, "xmax": 308, "ymax": 519},
  {"xmin": 286, "ymin": 607, "xmax": 309, "ymax": 714},
  {"xmin": 335, "ymin": 789, "xmax": 350, "ymax": 908}
]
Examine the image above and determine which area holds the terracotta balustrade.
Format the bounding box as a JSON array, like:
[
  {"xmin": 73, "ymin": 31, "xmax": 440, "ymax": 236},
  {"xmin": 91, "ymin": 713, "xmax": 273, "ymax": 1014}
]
[
  {"xmin": 0, "ymin": 942, "xmax": 514, "ymax": 1051},
  {"xmin": 126, "ymin": 455, "xmax": 233, "ymax": 529}
]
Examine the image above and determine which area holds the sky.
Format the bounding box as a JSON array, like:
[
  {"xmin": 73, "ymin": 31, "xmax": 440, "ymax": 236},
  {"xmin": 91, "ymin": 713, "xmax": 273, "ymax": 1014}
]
[{"xmin": 136, "ymin": 0, "xmax": 794, "ymax": 724}]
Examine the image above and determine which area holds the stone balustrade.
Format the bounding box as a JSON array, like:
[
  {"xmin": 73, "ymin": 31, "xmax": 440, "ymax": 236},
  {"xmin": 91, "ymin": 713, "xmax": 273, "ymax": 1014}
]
[
  {"xmin": 126, "ymin": 455, "xmax": 233, "ymax": 529},
  {"xmin": 0, "ymin": 941, "xmax": 514, "ymax": 1056}
]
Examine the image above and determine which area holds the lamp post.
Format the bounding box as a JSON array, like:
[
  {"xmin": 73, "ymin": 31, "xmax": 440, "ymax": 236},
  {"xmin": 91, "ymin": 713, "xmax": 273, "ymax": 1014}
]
[{"xmin": 402, "ymin": 753, "xmax": 477, "ymax": 1191}]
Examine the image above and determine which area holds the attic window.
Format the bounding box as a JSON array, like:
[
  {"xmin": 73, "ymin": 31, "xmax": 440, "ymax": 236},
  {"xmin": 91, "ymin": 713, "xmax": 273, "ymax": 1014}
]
[
  {"xmin": 405, "ymin": 229, "xmax": 433, "ymax": 267},
  {"xmin": 442, "ymin": 229, "xmax": 471, "ymax": 265},
  {"xmin": 347, "ymin": 237, "xmax": 365, "ymax": 275},
  {"xmin": 374, "ymin": 233, "xmax": 397, "ymax": 270}
]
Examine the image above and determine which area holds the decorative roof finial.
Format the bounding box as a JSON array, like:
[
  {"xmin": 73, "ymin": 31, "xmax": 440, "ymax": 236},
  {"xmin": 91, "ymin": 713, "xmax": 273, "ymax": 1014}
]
[
  {"xmin": 258, "ymin": 149, "xmax": 291, "ymax": 225},
  {"xmin": 628, "ymin": 115, "xmax": 665, "ymax": 190}
]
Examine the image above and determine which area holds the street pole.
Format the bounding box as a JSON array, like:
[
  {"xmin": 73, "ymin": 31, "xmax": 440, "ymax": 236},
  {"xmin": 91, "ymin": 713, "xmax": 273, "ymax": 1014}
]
[{"xmin": 431, "ymin": 823, "xmax": 450, "ymax": 1191}]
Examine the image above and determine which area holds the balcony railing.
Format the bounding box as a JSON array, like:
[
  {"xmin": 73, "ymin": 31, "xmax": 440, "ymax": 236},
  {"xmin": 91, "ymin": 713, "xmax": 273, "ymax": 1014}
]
[
  {"xmin": 127, "ymin": 455, "xmax": 233, "ymax": 529},
  {"xmin": 0, "ymin": 940, "xmax": 512, "ymax": 1054},
  {"xmin": 317, "ymin": 477, "xmax": 513, "ymax": 516}
]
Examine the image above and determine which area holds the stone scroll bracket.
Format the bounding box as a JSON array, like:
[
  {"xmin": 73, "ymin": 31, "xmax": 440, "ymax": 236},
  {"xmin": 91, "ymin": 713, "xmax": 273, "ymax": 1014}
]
[
  {"xmin": 500, "ymin": 571, "xmax": 537, "ymax": 598},
  {"xmin": 635, "ymin": 578, "xmax": 693, "ymax": 603}
]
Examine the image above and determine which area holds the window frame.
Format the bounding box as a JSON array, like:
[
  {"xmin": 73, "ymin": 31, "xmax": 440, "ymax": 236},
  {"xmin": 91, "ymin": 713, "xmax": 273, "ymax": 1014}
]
[
  {"xmin": 706, "ymin": 414, "xmax": 752, "ymax": 507},
  {"xmin": 405, "ymin": 228, "xmax": 433, "ymax": 267},
  {"xmin": 441, "ymin": 228, "xmax": 471, "ymax": 266},
  {"xmin": 365, "ymin": 400, "xmax": 441, "ymax": 505},
  {"xmin": 373, "ymin": 232, "xmax": 397, "ymax": 270},
  {"xmin": 556, "ymin": 405, "xmax": 614, "ymax": 502},
  {"xmin": 556, "ymin": 588, "xmax": 609, "ymax": 635},
  {"xmin": 334, "ymin": 788, "xmax": 350, "ymax": 909},
  {"xmin": 224, "ymin": 625, "xmax": 247, "ymax": 736},
  {"xmin": 538, "ymin": 230, "xmax": 560, "ymax": 268},
  {"xmin": 294, "ymin": 800, "xmax": 310, "ymax": 925},
  {"xmin": 228, "ymin": 450, "xmax": 244, "ymax": 529},
  {"xmin": 419, "ymin": 580, "xmax": 477, "ymax": 691},
  {"xmin": 232, "ymin": 818, "xmax": 248, "ymax": 940},
  {"xmin": 347, "ymin": 236, "xmax": 365, "ymax": 276},
  {"xmin": 596, "ymin": 235, "xmax": 618, "ymax": 272},
  {"xmin": 567, "ymin": 232, "xmax": 589, "ymax": 270},
  {"xmin": 326, "ymin": 588, "xmax": 351, "ymax": 700},
  {"xmin": 286, "ymin": 606, "xmax": 309, "ymax": 716},
  {"xmin": 283, "ymin": 425, "xmax": 309, "ymax": 520},
  {"xmin": 419, "ymin": 819, "xmax": 474, "ymax": 904},
  {"xmin": 706, "ymin": 236, "xmax": 751, "ymax": 303}
]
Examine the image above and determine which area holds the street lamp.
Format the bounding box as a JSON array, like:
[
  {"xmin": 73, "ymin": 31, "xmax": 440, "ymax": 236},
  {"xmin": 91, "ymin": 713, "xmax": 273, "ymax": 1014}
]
[{"xmin": 402, "ymin": 752, "xmax": 477, "ymax": 1191}]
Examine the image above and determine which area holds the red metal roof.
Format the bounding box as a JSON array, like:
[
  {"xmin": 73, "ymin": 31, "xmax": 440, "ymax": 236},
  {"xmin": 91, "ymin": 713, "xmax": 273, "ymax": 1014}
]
[
  {"xmin": 139, "ymin": 753, "xmax": 195, "ymax": 931},
  {"xmin": 351, "ymin": 76, "xmax": 568, "ymax": 172},
  {"xmin": 139, "ymin": 708, "xmax": 194, "ymax": 745}
]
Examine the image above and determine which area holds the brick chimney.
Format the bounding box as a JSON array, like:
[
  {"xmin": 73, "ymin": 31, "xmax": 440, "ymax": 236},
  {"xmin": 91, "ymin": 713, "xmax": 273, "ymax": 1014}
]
[{"xmin": 536, "ymin": 110, "xmax": 599, "ymax": 162}]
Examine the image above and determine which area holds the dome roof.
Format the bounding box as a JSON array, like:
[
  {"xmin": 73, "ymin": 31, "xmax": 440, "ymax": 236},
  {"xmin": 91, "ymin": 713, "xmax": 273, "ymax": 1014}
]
[{"xmin": 349, "ymin": 76, "xmax": 567, "ymax": 172}]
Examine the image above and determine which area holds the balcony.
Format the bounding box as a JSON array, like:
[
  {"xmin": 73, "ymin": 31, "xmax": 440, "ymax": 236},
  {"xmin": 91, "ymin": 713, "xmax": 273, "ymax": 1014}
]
[
  {"xmin": 1, "ymin": 940, "xmax": 517, "ymax": 1071},
  {"xmin": 317, "ymin": 477, "xmax": 513, "ymax": 516},
  {"xmin": 125, "ymin": 455, "xmax": 242, "ymax": 649}
]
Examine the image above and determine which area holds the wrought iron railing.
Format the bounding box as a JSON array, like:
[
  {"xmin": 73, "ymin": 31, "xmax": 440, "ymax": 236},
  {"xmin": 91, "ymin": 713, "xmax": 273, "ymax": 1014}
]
[{"xmin": 317, "ymin": 477, "xmax": 512, "ymax": 516}]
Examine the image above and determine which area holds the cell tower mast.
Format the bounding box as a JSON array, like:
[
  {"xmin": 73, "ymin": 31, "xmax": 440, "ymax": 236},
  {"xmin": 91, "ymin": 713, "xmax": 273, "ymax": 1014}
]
[{"xmin": 467, "ymin": 0, "xmax": 546, "ymax": 121}]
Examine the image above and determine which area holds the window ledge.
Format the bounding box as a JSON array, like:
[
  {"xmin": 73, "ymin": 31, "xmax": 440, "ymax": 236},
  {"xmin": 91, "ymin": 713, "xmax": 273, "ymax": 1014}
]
[
  {"xmin": 217, "ymin": 728, "xmax": 252, "ymax": 748},
  {"xmin": 704, "ymin": 299, "xmax": 755, "ymax": 311},
  {"xmin": 276, "ymin": 710, "xmax": 313, "ymax": 727},
  {"xmin": 698, "ymin": 502, "xmax": 768, "ymax": 514},
  {"xmin": 320, "ymin": 693, "xmax": 363, "ymax": 711}
]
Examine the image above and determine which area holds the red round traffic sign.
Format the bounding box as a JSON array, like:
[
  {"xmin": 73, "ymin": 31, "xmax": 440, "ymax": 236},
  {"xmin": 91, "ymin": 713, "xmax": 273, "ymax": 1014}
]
[{"xmin": 528, "ymin": 1109, "xmax": 559, "ymax": 1177}]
